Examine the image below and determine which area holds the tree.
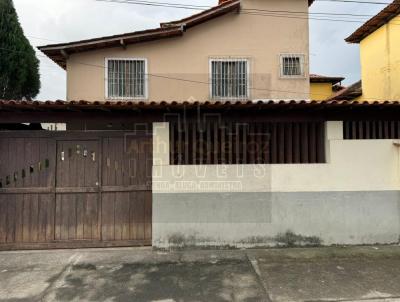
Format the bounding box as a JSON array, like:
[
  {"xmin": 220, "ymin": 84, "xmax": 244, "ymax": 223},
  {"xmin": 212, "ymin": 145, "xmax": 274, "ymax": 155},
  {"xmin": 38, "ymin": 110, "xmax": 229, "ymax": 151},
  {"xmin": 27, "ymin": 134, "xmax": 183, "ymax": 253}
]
[{"xmin": 0, "ymin": 0, "xmax": 40, "ymax": 100}]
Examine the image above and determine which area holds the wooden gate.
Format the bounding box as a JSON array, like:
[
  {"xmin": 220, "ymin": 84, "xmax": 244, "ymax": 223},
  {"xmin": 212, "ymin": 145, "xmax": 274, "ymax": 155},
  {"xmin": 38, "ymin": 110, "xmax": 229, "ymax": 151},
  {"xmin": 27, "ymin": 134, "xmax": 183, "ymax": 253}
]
[{"xmin": 0, "ymin": 131, "xmax": 152, "ymax": 250}]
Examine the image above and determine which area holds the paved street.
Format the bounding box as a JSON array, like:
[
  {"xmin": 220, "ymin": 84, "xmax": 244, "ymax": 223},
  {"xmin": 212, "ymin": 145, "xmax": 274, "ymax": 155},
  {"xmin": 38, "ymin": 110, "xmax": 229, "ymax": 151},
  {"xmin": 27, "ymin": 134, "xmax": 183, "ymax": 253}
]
[{"xmin": 1, "ymin": 246, "xmax": 400, "ymax": 302}]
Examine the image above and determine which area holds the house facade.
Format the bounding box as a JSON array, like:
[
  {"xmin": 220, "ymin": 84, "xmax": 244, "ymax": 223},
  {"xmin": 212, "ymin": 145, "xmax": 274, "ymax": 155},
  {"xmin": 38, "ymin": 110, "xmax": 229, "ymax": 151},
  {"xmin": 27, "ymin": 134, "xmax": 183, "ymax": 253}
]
[
  {"xmin": 39, "ymin": 0, "xmax": 313, "ymax": 102},
  {"xmin": 2, "ymin": 0, "xmax": 400, "ymax": 251}
]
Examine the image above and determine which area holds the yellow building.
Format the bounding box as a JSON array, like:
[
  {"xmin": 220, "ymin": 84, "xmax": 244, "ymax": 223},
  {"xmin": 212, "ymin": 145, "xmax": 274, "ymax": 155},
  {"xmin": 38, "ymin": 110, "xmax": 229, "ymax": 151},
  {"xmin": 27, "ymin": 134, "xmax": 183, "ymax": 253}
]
[
  {"xmin": 310, "ymin": 74, "xmax": 344, "ymax": 100},
  {"xmin": 346, "ymin": 1, "xmax": 400, "ymax": 101}
]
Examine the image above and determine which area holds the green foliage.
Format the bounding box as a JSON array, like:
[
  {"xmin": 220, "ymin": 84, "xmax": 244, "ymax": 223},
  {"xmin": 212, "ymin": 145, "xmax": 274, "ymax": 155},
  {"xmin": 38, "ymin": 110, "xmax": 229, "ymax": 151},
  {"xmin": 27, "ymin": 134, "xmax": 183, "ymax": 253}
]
[{"xmin": 0, "ymin": 0, "xmax": 40, "ymax": 99}]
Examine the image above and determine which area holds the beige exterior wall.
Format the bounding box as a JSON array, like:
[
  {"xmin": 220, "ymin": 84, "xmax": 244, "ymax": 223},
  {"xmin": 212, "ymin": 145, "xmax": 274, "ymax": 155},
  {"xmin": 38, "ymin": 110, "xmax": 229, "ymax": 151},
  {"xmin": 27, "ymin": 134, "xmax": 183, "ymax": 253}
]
[
  {"xmin": 66, "ymin": 0, "xmax": 310, "ymax": 102},
  {"xmin": 153, "ymin": 121, "xmax": 400, "ymax": 193}
]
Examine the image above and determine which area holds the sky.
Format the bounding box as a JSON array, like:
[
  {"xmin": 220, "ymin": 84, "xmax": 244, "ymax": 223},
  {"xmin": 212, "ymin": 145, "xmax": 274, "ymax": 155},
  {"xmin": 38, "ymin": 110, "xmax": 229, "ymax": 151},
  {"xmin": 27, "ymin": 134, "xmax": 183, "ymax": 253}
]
[{"xmin": 12, "ymin": 0, "xmax": 389, "ymax": 100}]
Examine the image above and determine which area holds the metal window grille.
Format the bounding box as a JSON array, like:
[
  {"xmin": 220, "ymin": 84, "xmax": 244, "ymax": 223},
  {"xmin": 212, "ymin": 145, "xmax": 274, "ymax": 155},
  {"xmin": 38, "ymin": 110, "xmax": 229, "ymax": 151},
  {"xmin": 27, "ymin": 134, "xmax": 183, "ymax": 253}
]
[
  {"xmin": 107, "ymin": 59, "xmax": 146, "ymax": 99},
  {"xmin": 211, "ymin": 59, "xmax": 248, "ymax": 99},
  {"xmin": 281, "ymin": 55, "xmax": 303, "ymax": 77}
]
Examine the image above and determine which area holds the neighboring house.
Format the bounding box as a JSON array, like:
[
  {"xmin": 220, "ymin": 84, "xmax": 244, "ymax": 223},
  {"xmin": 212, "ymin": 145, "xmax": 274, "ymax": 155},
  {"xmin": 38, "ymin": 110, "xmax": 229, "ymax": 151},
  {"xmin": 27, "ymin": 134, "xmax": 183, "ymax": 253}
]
[
  {"xmin": 344, "ymin": 0, "xmax": 400, "ymax": 101},
  {"xmin": 3, "ymin": 0, "xmax": 400, "ymax": 251},
  {"xmin": 39, "ymin": 0, "xmax": 314, "ymax": 102},
  {"xmin": 310, "ymin": 74, "xmax": 344, "ymax": 100}
]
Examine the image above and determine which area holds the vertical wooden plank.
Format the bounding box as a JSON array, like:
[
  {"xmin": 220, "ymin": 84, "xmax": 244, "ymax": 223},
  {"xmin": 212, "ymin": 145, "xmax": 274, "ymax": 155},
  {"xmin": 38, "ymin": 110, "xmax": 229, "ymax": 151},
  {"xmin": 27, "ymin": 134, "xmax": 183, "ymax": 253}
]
[
  {"xmin": 37, "ymin": 195, "xmax": 47, "ymax": 242},
  {"xmin": 22, "ymin": 194, "xmax": 30, "ymax": 242},
  {"xmin": 285, "ymin": 123, "xmax": 293, "ymax": 164},
  {"xmin": 390, "ymin": 121, "xmax": 396, "ymax": 139},
  {"xmin": 192, "ymin": 122, "xmax": 197, "ymax": 165},
  {"xmin": 60, "ymin": 195, "xmax": 69, "ymax": 241},
  {"xmin": 0, "ymin": 196, "xmax": 6, "ymax": 243},
  {"xmin": 242, "ymin": 124, "xmax": 247, "ymax": 164},
  {"xmin": 378, "ymin": 121, "xmax": 383, "ymax": 139},
  {"xmin": 30, "ymin": 194, "xmax": 39, "ymax": 242},
  {"xmin": 114, "ymin": 192, "xmax": 123, "ymax": 241},
  {"xmin": 255, "ymin": 123, "xmax": 262, "ymax": 164},
  {"xmin": 220, "ymin": 123, "xmax": 226, "ymax": 164},
  {"xmin": 309, "ymin": 122, "xmax": 317, "ymax": 163},
  {"xmin": 227, "ymin": 122, "xmax": 233, "ymax": 164},
  {"xmin": 263, "ymin": 123, "xmax": 270, "ymax": 164},
  {"xmin": 271, "ymin": 123, "xmax": 278, "ymax": 164},
  {"xmin": 67, "ymin": 195, "xmax": 77, "ymax": 240},
  {"xmin": 213, "ymin": 122, "xmax": 219, "ymax": 164},
  {"xmin": 384, "ymin": 121, "xmax": 389, "ymax": 139},
  {"xmin": 46, "ymin": 194, "xmax": 55, "ymax": 242},
  {"xmin": 121, "ymin": 192, "xmax": 131, "ymax": 240},
  {"xmin": 198, "ymin": 122, "xmax": 204, "ymax": 165},
  {"xmin": 293, "ymin": 123, "xmax": 301, "ymax": 164},
  {"xmin": 55, "ymin": 194, "xmax": 62, "ymax": 240},
  {"xmin": 14, "ymin": 194, "xmax": 24, "ymax": 242},
  {"xmin": 170, "ymin": 122, "xmax": 175, "ymax": 165},
  {"xmin": 357, "ymin": 121, "xmax": 364, "ymax": 139},
  {"xmin": 316, "ymin": 122, "xmax": 326, "ymax": 163},
  {"xmin": 144, "ymin": 191, "xmax": 152, "ymax": 241},
  {"xmin": 278, "ymin": 123, "xmax": 285, "ymax": 164},
  {"xmin": 248, "ymin": 123, "xmax": 255, "ymax": 164},
  {"xmin": 350, "ymin": 121, "xmax": 357, "ymax": 140},
  {"xmin": 365, "ymin": 121, "xmax": 371, "ymax": 139},
  {"xmin": 371, "ymin": 121, "xmax": 377, "ymax": 139},
  {"xmin": 184, "ymin": 122, "xmax": 190, "ymax": 165},
  {"xmin": 76, "ymin": 194, "xmax": 84, "ymax": 240},
  {"xmin": 206, "ymin": 121, "xmax": 212, "ymax": 165},
  {"xmin": 101, "ymin": 193, "xmax": 115, "ymax": 241},
  {"xmin": 131, "ymin": 191, "xmax": 145, "ymax": 240},
  {"xmin": 301, "ymin": 122, "xmax": 309, "ymax": 164},
  {"xmin": 5, "ymin": 194, "xmax": 16, "ymax": 243}
]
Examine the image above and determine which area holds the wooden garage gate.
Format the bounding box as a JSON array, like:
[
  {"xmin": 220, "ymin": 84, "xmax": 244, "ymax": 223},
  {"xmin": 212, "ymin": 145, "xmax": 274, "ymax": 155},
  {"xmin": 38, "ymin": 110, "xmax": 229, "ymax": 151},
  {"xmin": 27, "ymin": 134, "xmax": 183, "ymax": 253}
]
[{"xmin": 0, "ymin": 131, "xmax": 152, "ymax": 250}]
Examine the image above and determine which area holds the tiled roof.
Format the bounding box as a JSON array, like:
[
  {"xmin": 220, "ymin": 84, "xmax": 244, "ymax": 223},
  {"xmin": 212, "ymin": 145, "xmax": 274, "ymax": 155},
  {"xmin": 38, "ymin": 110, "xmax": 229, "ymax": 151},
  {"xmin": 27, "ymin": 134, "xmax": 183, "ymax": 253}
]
[
  {"xmin": 328, "ymin": 81, "xmax": 362, "ymax": 101},
  {"xmin": 39, "ymin": 0, "xmax": 315, "ymax": 69},
  {"xmin": 2, "ymin": 99, "xmax": 400, "ymax": 112},
  {"xmin": 346, "ymin": 0, "xmax": 400, "ymax": 43},
  {"xmin": 310, "ymin": 74, "xmax": 345, "ymax": 85},
  {"xmin": 39, "ymin": 0, "xmax": 241, "ymax": 69}
]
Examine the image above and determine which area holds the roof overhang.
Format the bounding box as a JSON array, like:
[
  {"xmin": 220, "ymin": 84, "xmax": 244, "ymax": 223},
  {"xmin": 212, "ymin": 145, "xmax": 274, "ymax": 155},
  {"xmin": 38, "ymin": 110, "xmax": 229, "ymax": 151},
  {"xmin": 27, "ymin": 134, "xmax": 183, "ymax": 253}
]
[
  {"xmin": 39, "ymin": 0, "xmax": 314, "ymax": 69},
  {"xmin": 2, "ymin": 99, "xmax": 400, "ymax": 123},
  {"xmin": 310, "ymin": 75, "xmax": 345, "ymax": 85},
  {"xmin": 38, "ymin": 0, "xmax": 241, "ymax": 69},
  {"xmin": 346, "ymin": 0, "xmax": 400, "ymax": 43}
]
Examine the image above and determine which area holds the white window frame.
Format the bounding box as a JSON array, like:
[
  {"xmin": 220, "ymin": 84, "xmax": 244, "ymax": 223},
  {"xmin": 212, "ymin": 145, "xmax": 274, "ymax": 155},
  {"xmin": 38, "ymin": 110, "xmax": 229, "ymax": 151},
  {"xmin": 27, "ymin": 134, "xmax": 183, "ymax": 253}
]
[
  {"xmin": 105, "ymin": 57, "xmax": 149, "ymax": 100},
  {"xmin": 279, "ymin": 54, "xmax": 306, "ymax": 78},
  {"xmin": 209, "ymin": 58, "xmax": 250, "ymax": 100}
]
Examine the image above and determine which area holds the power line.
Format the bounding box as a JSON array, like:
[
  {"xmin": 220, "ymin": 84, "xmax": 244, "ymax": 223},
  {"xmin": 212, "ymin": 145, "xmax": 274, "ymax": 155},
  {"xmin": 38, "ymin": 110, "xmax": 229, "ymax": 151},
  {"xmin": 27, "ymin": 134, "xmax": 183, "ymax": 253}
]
[
  {"xmin": 317, "ymin": 0, "xmax": 392, "ymax": 4},
  {"xmin": 93, "ymin": 0, "xmax": 399, "ymax": 24}
]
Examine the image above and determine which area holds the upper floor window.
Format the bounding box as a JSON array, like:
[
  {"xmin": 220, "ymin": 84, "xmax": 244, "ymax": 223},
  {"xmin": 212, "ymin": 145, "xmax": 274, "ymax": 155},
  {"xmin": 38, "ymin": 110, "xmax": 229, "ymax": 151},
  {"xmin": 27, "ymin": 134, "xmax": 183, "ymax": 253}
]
[
  {"xmin": 280, "ymin": 54, "xmax": 305, "ymax": 78},
  {"xmin": 106, "ymin": 58, "xmax": 147, "ymax": 99},
  {"xmin": 210, "ymin": 59, "xmax": 249, "ymax": 99}
]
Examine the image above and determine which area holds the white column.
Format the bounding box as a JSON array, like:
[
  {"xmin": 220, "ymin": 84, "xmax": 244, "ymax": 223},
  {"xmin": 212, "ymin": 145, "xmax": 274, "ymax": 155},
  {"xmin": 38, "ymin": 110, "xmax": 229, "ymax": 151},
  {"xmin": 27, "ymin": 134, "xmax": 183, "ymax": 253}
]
[
  {"xmin": 325, "ymin": 121, "xmax": 343, "ymax": 163},
  {"xmin": 153, "ymin": 122, "xmax": 170, "ymax": 166}
]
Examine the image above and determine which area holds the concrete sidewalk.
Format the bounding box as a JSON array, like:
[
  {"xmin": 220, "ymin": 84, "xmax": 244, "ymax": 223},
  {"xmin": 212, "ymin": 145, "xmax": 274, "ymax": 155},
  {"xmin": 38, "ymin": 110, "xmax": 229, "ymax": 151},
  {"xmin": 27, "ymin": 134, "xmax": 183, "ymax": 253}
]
[{"xmin": 1, "ymin": 246, "xmax": 400, "ymax": 302}]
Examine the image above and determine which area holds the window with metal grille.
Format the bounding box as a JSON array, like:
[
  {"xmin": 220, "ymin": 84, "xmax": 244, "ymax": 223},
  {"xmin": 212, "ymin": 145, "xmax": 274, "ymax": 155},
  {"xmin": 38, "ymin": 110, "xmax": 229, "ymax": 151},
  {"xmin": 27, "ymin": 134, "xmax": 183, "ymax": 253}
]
[
  {"xmin": 210, "ymin": 59, "xmax": 248, "ymax": 99},
  {"xmin": 106, "ymin": 59, "xmax": 147, "ymax": 99},
  {"xmin": 280, "ymin": 55, "xmax": 304, "ymax": 77}
]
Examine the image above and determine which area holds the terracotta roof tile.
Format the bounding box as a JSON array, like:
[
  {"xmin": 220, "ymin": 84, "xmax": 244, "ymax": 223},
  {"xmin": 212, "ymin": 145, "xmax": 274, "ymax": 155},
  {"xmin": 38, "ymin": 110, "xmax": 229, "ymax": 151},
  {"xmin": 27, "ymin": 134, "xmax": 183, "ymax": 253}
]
[
  {"xmin": 2, "ymin": 99, "xmax": 400, "ymax": 113},
  {"xmin": 346, "ymin": 0, "xmax": 400, "ymax": 43}
]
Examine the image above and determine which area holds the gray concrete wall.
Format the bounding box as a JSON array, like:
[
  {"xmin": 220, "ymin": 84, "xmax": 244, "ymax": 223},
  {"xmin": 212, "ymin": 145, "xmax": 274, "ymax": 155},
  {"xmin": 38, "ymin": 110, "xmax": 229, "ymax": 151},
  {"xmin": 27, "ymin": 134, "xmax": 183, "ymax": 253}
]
[{"xmin": 153, "ymin": 191, "xmax": 400, "ymax": 248}]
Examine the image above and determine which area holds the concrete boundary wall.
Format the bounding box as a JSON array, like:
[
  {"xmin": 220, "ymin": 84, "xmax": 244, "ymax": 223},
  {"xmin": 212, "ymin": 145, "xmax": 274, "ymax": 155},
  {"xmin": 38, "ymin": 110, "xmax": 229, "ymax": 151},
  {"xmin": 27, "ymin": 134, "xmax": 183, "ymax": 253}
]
[{"xmin": 152, "ymin": 121, "xmax": 400, "ymax": 248}]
